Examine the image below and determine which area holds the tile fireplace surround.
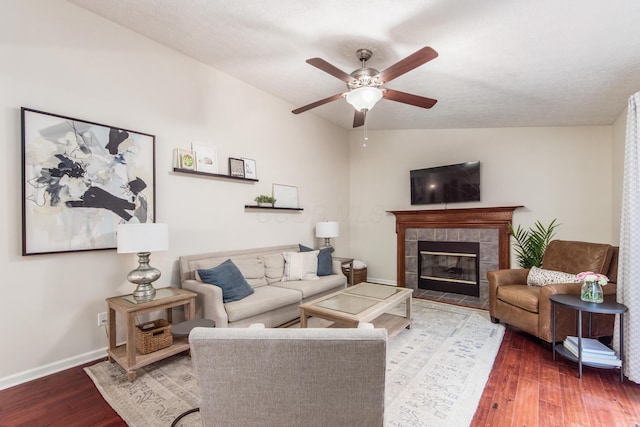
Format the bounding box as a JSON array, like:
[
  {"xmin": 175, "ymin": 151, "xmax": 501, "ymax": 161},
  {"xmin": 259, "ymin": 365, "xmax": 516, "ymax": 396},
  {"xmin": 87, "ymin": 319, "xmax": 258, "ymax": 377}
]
[{"xmin": 389, "ymin": 206, "xmax": 521, "ymax": 308}]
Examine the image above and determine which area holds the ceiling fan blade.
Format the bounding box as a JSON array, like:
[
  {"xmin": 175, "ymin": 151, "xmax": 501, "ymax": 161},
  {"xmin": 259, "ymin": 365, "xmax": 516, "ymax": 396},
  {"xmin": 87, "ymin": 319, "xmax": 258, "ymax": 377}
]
[
  {"xmin": 383, "ymin": 89, "xmax": 437, "ymax": 109},
  {"xmin": 292, "ymin": 93, "xmax": 344, "ymax": 114},
  {"xmin": 306, "ymin": 58, "xmax": 355, "ymax": 83},
  {"xmin": 375, "ymin": 46, "xmax": 438, "ymax": 84},
  {"xmin": 353, "ymin": 110, "xmax": 365, "ymax": 128}
]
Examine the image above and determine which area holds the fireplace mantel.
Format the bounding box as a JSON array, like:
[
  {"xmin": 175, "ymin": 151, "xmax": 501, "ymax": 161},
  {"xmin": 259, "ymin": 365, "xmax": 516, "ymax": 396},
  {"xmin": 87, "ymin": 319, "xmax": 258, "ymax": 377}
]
[{"xmin": 388, "ymin": 206, "xmax": 522, "ymax": 287}]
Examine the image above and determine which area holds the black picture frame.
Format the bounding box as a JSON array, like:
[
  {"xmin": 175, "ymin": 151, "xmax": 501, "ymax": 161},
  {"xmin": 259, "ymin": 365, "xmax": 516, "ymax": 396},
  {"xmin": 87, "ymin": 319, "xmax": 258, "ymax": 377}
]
[
  {"xmin": 228, "ymin": 157, "xmax": 245, "ymax": 178},
  {"xmin": 21, "ymin": 108, "xmax": 156, "ymax": 255}
]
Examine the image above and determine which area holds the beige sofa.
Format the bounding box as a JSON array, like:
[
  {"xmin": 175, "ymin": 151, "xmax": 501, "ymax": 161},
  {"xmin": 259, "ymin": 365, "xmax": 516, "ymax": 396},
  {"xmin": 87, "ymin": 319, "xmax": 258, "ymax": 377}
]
[
  {"xmin": 189, "ymin": 325, "xmax": 386, "ymax": 426},
  {"xmin": 179, "ymin": 244, "xmax": 347, "ymax": 328}
]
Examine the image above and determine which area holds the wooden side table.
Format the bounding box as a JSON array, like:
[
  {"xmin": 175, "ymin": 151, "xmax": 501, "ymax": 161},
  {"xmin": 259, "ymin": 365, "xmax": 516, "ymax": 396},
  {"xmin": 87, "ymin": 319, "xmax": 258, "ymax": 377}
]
[
  {"xmin": 106, "ymin": 287, "xmax": 197, "ymax": 381},
  {"xmin": 333, "ymin": 256, "xmax": 354, "ymax": 286},
  {"xmin": 550, "ymin": 293, "xmax": 628, "ymax": 382}
]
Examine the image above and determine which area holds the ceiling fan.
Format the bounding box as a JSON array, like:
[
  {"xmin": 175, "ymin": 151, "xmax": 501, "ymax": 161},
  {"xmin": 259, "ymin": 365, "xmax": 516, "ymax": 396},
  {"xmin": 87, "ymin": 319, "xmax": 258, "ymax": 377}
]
[{"xmin": 292, "ymin": 46, "xmax": 438, "ymax": 128}]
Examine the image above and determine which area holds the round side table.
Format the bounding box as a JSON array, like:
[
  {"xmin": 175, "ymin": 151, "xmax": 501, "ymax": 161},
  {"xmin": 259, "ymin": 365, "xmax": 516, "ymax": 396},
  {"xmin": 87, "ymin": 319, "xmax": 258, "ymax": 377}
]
[
  {"xmin": 171, "ymin": 318, "xmax": 216, "ymax": 338},
  {"xmin": 550, "ymin": 294, "xmax": 628, "ymax": 382}
]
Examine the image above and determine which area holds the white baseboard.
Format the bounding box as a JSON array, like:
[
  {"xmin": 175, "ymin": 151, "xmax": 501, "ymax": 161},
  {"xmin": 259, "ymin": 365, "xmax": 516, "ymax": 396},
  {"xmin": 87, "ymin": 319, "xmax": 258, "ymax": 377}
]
[
  {"xmin": 0, "ymin": 348, "xmax": 108, "ymax": 391},
  {"xmin": 366, "ymin": 277, "xmax": 397, "ymax": 286}
]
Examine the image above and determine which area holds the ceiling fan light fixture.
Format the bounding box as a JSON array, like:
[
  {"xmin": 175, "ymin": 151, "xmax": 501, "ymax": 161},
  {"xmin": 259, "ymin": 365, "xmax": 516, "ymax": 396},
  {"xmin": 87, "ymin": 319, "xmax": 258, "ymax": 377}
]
[{"xmin": 346, "ymin": 86, "xmax": 383, "ymax": 112}]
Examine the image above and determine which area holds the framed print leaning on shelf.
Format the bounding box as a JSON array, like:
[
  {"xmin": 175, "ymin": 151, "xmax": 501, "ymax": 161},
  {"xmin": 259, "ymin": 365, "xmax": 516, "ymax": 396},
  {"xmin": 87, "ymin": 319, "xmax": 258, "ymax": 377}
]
[
  {"xmin": 242, "ymin": 158, "xmax": 257, "ymax": 179},
  {"xmin": 191, "ymin": 142, "xmax": 218, "ymax": 174},
  {"xmin": 177, "ymin": 149, "xmax": 196, "ymax": 170},
  {"xmin": 21, "ymin": 107, "xmax": 156, "ymax": 255},
  {"xmin": 229, "ymin": 157, "xmax": 245, "ymax": 178},
  {"xmin": 273, "ymin": 184, "xmax": 298, "ymax": 208}
]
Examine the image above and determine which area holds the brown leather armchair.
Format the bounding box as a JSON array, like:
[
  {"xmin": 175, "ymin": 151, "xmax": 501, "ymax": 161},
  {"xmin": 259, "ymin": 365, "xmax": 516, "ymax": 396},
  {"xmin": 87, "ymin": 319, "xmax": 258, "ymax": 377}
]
[{"xmin": 488, "ymin": 240, "xmax": 618, "ymax": 345}]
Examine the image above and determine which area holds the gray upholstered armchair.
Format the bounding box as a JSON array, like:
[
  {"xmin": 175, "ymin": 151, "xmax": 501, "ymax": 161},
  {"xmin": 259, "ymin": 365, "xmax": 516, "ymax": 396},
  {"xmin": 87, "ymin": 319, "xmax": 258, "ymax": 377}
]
[{"xmin": 189, "ymin": 325, "xmax": 387, "ymax": 427}]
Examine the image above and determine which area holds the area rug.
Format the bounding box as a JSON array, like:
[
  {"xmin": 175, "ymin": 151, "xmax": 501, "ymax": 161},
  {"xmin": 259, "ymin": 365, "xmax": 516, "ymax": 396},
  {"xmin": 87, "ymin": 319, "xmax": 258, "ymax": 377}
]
[{"xmin": 85, "ymin": 299, "xmax": 505, "ymax": 427}]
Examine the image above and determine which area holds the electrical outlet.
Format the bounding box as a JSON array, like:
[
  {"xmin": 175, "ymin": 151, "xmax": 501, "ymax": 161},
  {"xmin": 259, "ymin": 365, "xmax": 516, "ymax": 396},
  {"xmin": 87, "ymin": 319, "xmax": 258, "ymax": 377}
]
[{"xmin": 97, "ymin": 312, "xmax": 108, "ymax": 327}]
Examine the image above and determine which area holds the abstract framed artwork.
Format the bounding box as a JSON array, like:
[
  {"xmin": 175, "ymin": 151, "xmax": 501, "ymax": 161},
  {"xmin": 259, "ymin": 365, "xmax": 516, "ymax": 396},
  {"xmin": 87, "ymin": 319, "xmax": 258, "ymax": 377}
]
[{"xmin": 21, "ymin": 108, "xmax": 156, "ymax": 255}]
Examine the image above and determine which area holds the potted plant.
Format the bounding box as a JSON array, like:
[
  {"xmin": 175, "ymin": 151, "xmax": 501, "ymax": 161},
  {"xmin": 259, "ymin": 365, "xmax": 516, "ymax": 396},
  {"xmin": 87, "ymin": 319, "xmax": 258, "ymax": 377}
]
[
  {"xmin": 254, "ymin": 195, "xmax": 276, "ymax": 207},
  {"xmin": 509, "ymin": 219, "xmax": 559, "ymax": 268}
]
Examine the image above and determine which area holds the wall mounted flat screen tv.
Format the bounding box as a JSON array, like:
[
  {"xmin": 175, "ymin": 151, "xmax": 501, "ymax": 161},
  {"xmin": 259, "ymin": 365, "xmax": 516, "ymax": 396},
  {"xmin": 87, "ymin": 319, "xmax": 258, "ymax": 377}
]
[{"xmin": 410, "ymin": 161, "xmax": 480, "ymax": 205}]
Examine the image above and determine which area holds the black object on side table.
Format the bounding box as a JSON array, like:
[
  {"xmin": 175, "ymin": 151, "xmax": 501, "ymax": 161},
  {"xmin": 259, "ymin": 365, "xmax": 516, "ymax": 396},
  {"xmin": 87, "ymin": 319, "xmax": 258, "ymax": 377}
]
[
  {"xmin": 550, "ymin": 294, "xmax": 628, "ymax": 382},
  {"xmin": 171, "ymin": 318, "xmax": 216, "ymax": 337}
]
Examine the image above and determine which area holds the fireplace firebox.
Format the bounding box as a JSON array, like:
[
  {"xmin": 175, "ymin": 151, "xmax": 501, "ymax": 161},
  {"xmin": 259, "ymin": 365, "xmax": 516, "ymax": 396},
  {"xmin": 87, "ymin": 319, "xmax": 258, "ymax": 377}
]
[{"xmin": 418, "ymin": 241, "xmax": 480, "ymax": 297}]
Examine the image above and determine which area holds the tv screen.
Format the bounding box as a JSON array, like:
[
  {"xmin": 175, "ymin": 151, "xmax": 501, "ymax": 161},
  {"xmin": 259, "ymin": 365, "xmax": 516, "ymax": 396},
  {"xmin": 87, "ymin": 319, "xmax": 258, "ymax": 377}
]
[{"xmin": 410, "ymin": 161, "xmax": 480, "ymax": 205}]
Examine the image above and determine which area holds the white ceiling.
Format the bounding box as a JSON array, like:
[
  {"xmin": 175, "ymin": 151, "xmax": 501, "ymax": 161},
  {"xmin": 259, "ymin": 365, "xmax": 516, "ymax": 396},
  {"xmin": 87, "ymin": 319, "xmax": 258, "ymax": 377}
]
[{"xmin": 68, "ymin": 0, "xmax": 640, "ymax": 130}]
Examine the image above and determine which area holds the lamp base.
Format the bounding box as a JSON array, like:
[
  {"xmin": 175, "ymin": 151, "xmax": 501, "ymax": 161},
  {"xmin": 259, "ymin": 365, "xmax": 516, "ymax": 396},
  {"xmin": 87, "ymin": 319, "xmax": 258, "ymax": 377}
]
[
  {"xmin": 133, "ymin": 283, "xmax": 156, "ymax": 302},
  {"xmin": 128, "ymin": 252, "xmax": 161, "ymax": 303},
  {"xmin": 321, "ymin": 238, "xmax": 335, "ymax": 253}
]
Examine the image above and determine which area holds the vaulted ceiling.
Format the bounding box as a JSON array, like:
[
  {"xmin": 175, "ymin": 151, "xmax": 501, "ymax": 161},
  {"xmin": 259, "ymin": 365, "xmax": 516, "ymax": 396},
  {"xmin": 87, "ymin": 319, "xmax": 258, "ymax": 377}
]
[{"xmin": 68, "ymin": 0, "xmax": 640, "ymax": 130}]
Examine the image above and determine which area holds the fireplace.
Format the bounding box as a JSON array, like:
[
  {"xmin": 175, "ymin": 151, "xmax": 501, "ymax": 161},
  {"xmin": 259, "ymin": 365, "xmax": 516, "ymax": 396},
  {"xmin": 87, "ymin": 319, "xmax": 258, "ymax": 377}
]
[
  {"xmin": 389, "ymin": 206, "xmax": 520, "ymax": 304},
  {"xmin": 418, "ymin": 241, "xmax": 480, "ymax": 296}
]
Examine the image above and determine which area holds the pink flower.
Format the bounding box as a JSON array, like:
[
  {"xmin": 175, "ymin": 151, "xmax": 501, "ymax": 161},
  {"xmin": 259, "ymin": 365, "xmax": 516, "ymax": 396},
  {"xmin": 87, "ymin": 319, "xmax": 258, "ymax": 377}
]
[{"xmin": 577, "ymin": 271, "xmax": 609, "ymax": 285}]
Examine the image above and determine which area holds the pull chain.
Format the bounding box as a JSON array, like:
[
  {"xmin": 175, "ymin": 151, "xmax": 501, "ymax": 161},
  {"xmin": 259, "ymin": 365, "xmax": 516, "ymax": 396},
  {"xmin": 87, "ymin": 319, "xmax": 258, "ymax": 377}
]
[{"xmin": 363, "ymin": 110, "xmax": 368, "ymax": 147}]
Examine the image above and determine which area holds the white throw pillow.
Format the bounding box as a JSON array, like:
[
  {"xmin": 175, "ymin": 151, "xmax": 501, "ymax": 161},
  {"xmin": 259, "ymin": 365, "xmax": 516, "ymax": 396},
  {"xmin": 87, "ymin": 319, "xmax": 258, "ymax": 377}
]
[
  {"xmin": 282, "ymin": 251, "xmax": 319, "ymax": 281},
  {"xmin": 527, "ymin": 266, "xmax": 580, "ymax": 286}
]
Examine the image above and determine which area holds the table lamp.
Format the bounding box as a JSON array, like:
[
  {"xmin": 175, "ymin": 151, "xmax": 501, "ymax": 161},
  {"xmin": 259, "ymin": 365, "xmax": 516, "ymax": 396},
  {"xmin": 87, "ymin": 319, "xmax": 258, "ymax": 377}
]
[
  {"xmin": 316, "ymin": 221, "xmax": 339, "ymax": 253},
  {"xmin": 117, "ymin": 223, "xmax": 169, "ymax": 302}
]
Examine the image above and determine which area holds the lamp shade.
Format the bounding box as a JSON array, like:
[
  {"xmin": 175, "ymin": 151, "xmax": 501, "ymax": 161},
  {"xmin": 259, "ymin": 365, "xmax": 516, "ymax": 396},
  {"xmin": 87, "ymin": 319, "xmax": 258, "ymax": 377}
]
[
  {"xmin": 117, "ymin": 223, "xmax": 169, "ymax": 253},
  {"xmin": 316, "ymin": 221, "xmax": 339, "ymax": 238},
  {"xmin": 345, "ymin": 87, "xmax": 383, "ymax": 112}
]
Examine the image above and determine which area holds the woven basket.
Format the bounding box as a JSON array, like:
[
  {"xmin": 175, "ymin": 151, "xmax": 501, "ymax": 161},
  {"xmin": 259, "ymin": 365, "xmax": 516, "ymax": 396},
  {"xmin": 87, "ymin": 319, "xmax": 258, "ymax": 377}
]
[
  {"xmin": 135, "ymin": 319, "xmax": 172, "ymax": 354},
  {"xmin": 342, "ymin": 266, "xmax": 368, "ymax": 286}
]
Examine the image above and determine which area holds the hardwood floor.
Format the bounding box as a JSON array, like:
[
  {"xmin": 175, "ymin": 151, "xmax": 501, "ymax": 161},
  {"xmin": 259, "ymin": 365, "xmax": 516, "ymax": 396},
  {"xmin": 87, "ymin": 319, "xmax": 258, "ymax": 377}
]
[
  {"xmin": 471, "ymin": 326, "xmax": 640, "ymax": 427},
  {"xmin": 1, "ymin": 326, "xmax": 639, "ymax": 426}
]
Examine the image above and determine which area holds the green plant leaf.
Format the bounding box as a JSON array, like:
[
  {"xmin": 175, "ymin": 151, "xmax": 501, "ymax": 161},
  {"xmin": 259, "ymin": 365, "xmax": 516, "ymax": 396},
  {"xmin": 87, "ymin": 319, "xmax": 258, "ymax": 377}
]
[{"xmin": 509, "ymin": 219, "xmax": 559, "ymax": 268}]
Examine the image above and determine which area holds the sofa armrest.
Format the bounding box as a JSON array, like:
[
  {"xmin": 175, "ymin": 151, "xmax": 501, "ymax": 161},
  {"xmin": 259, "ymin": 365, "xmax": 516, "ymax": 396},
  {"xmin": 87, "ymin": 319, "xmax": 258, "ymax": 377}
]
[
  {"xmin": 182, "ymin": 279, "xmax": 230, "ymax": 328},
  {"xmin": 332, "ymin": 259, "xmax": 347, "ymax": 279}
]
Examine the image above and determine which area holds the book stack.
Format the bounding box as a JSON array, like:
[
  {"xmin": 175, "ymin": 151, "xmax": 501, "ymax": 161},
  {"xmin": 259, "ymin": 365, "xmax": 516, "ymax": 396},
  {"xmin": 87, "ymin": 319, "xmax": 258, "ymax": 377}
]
[{"xmin": 563, "ymin": 336, "xmax": 622, "ymax": 367}]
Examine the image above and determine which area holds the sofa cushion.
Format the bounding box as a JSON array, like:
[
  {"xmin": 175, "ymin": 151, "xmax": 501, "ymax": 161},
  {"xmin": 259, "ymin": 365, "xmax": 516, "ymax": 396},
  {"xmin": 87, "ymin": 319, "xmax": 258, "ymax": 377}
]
[
  {"xmin": 198, "ymin": 259, "xmax": 255, "ymax": 303},
  {"xmin": 527, "ymin": 266, "xmax": 580, "ymax": 287},
  {"xmin": 261, "ymin": 253, "xmax": 285, "ymax": 284},
  {"xmin": 299, "ymin": 244, "xmax": 333, "ymax": 276},
  {"xmin": 282, "ymin": 251, "xmax": 319, "ymax": 281},
  {"xmin": 224, "ymin": 286, "xmax": 301, "ymax": 323},
  {"xmin": 233, "ymin": 258, "xmax": 268, "ymax": 288},
  {"xmin": 496, "ymin": 284, "xmax": 540, "ymax": 313},
  {"xmin": 272, "ymin": 273, "xmax": 346, "ymax": 299}
]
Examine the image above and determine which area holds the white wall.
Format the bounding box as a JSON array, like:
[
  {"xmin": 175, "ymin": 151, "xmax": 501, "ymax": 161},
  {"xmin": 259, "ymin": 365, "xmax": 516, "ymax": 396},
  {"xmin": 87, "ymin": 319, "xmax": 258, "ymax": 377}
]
[
  {"xmin": 0, "ymin": 0, "xmax": 349, "ymax": 388},
  {"xmin": 348, "ymin": 127, "xmax": 615, "ymax": 283}
]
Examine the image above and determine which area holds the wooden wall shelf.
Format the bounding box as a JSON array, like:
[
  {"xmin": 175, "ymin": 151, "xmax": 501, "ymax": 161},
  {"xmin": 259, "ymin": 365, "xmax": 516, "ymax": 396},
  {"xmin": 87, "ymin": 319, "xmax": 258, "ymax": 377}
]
[
  {"xmin": 173, "ymin": 168, "xmax": 258, "ymax": 183},
  {"xmin": 244, "ymin": 205, "xmax": 303, "ymax": 211}
]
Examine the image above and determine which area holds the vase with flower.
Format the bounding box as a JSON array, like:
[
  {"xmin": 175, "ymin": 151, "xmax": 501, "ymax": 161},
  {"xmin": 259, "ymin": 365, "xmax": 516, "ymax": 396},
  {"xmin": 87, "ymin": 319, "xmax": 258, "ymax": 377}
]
[{"xmin": 576, "ymin": 271, "xmax": 608, "ymax": 303}]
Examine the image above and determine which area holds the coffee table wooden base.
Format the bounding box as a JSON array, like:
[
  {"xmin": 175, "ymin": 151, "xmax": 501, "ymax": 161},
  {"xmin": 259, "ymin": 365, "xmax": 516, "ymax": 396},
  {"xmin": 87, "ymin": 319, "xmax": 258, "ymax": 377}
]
[{"xmin": 299, "ymin": 282, "xmax": 412, "ymax": 338}]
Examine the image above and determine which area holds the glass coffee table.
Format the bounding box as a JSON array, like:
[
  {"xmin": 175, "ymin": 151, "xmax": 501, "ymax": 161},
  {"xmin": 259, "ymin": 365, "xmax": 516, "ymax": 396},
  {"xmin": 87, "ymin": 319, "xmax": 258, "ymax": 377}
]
[{"xmin": 299, "ymin": 282, "xmax": 413, "ymax": 338}]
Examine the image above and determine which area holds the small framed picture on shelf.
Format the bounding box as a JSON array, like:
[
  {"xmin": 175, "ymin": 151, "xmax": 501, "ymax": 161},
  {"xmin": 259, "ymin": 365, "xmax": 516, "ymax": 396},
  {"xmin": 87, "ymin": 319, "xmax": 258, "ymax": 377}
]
[
  {"xmin": 191, "ymin": 142, "xmax": 218, "ymax": 174},
  {"xmin": 272, "ymin": 184, "xmax": 299, "ymax": 208},
  {"xmin": 177, "ymin": 149, "xmax": 196, "ymax": 170},
  {"xmin": 228, "ymin": 157, "xmax": 245, "ymax": 178},
  {"xmin": 242, "ymin": 158, "xmax": 257, "ymax": 179}
]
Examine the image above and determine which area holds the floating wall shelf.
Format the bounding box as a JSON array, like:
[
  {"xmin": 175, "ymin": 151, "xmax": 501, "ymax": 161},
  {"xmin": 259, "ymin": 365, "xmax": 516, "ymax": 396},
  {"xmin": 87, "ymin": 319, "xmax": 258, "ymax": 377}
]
[
  {"xmin": 173, "ymin": 167, "xmax": 258, "ymax": 182},
  {"xmin": 244, "ymin": 205, "xmax": 303, "ymax": 211}
]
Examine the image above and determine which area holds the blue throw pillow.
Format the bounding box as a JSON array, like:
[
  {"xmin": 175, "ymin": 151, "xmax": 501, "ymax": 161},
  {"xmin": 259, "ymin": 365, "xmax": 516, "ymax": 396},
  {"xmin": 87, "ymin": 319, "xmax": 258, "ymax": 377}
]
[
  {"xmin": 198, "ymin": 259, "xmax": 254, "ymax": 303},
  {"xmin": 299, "ymin": 244, "xmax": 334, "ymax": 276}
]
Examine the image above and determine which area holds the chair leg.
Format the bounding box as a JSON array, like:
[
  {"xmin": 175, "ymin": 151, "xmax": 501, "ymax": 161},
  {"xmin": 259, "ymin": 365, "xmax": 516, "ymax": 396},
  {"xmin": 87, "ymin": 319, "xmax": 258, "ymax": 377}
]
[{"xmin": 490, "ymin": 316, "xmax": 500, "ymax": 324}]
